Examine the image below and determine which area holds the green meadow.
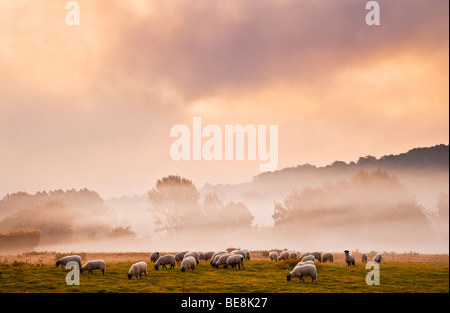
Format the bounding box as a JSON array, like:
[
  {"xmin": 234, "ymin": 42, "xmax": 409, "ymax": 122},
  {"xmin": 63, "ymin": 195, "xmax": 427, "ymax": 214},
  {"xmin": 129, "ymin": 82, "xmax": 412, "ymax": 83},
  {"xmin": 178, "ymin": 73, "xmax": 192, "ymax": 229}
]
[{"xmin": 0, "ymin": 260, "xmax": 448, "ymax": 293}]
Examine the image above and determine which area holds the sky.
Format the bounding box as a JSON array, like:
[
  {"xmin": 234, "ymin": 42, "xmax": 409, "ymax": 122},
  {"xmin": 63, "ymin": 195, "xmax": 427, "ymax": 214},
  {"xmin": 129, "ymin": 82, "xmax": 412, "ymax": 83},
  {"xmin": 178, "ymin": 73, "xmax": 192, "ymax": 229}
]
[{"xmin": 0, "ymin": 0, "xmax": 448, "ymax": 199}]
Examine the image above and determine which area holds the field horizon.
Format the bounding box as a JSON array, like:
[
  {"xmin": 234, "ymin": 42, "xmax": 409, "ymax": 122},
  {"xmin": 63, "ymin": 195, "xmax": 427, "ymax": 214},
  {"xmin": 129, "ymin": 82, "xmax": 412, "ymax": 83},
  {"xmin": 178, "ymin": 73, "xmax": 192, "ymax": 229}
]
[{"xmin": 1, "ymin": 250, "xmax": 448, "ymax": 293}]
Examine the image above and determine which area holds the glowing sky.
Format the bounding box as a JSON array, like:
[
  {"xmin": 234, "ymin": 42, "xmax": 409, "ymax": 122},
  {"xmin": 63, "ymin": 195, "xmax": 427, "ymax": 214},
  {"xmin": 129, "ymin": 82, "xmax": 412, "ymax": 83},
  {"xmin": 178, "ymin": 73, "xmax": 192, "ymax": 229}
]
[{"xmin": 0, "ymin": 0, "xmax": 448, "ymax": 198}]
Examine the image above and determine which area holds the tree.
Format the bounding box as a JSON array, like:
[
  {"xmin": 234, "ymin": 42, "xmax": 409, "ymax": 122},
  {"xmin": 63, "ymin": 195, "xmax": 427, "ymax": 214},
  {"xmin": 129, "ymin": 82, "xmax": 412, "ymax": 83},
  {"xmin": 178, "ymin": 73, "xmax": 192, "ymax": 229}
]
[{"xmin": 148, "ymin": 175, "xmax": 202, "ymax": 232}]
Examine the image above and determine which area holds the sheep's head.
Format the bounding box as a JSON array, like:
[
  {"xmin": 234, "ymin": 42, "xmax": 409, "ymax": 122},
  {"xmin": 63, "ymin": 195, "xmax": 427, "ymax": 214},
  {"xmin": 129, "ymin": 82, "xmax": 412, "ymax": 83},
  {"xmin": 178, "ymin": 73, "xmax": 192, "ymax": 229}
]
[
  {"xmin": 55, "ymin": 261, "xmax": 60, "ymax": 267},
  {"xmin": 286, "ymin": 274, "xmax": 292, "ymax": 282},
  {"xmin": 127, "ymin": 273, "xmax": 133, "ymax": 279},
  {"xmin": 181, "ymin": 266, "xmax": 186, "ymax": 272},
  {"xmin": 344, "ymin": 250, "xmax": 349, "ymax": 255},
  {"xmin": 154, "ymin": 264, "xmax": 159, "ymax": 270}
]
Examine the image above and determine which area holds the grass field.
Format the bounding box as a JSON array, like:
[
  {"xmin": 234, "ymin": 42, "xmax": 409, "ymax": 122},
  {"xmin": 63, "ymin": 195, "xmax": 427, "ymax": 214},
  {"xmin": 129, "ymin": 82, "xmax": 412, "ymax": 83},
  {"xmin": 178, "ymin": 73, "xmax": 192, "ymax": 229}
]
[{"xmin": 0, "ymin": 252, "xmax": 448, "ymax": 293}]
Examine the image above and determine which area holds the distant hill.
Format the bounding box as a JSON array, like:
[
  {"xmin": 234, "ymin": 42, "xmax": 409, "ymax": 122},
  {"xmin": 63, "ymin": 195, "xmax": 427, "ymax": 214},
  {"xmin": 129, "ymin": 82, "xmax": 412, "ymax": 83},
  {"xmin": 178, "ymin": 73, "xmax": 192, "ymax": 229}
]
[
  {"xmin": 201, "ymin": 144, "xmax": 449, "ymax": 226},
  {"xmin": 253, "ymin": 144, "xmax": 448, "ymax": 183}
]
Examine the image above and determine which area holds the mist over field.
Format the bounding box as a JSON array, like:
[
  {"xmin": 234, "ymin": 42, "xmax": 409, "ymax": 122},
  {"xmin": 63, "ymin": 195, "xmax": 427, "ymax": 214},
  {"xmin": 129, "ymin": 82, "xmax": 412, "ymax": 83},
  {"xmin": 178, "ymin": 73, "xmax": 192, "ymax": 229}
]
[
  {"xmin": 0, "ymin": 1, "xmax": 448, "ymax": 257},
  {"xmin": 1, "ymin": 145, "xmax": 448, "ymax": 255}
]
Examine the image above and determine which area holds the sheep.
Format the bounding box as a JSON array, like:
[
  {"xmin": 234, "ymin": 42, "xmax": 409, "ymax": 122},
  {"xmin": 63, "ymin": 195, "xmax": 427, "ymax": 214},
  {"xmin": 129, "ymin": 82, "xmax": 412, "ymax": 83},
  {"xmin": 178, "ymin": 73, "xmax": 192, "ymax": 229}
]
[
  {"xmin": 321, "ymin": 252, "xmax": 334, "ymax": 263},
  {"xmin": 215, "ymin": 254, "xmax": 232, "ymax": 268},
  {"xmin": 344, "ymin": 250, "xmax": 355, "ymax": 266},
  {"xmin": 181, "ymin": 256, "xmax": 197, "ymax": 272},
  {"xmin": 244, "ymin": 251, "xmax": 251, "ymax": 261},
  {"xmin": 150, "ymin": 252, "xmax": 160, "ymax": 263},
  {"xmin": 362, "ymin": 253, "xmax": 368, "ymax": 263},
  {"xmin": 269, "ymin": 251, "xmax": 278, "ymax": 262},
  {"xmin": 127, "ymin": 261, "xmax": 148, "ymax": 280},
  {"xmin": 80, "ymin": 260, "xmax": 106, "ymax": 275},
  {"xmin": 290, "ymin": 251, "xmax": 298, "ymax": 259},
  {"xmin": 287, "ymin": 264, "xmax": 317, "ymax": 284},
  {"xmin": 311, "ymin": 251, "xmax": 322, "ymax": 262},
  {"xmin": 231, "ymin": 250, "xmax": 246, "ymax": 258},
  {"xmin": 295, "ymin": 260, "xmax": 315, "ymax": 267},
  {"xmin": 372, "ymin": 254, "xmax": 383, "ymax": 264},
  {"xmin": 154, "ymin": 254, "xmax": 176, "ymax": 270},
  {"xmin": 183, "ymin": 251, "xmax": 200, "ymax": 264},
  {"xmin": 210, "ymin": 251, "xmax": 227, "ymax": 266},
  {"xmin": 226, "ymin": 254, "xmax": 245, "ymax": 270},
  {"xmin": 55, "ymin": 255, "xmax": 82, "ymax": 269},
  {"xmin": 277, "ymin": 251, "xmax": 290, "ymax": 261},
  {"xmin": 199, "ymin": 251, "xmax": 215, "ymax": 262},
  {"xmin": 299, "ymin": 252, "xmax": 310, "ymax": 259},
  {"xmin": 175, "ymin": 251, "xmax": 189, "ymax": 264},
  {"xmin": 301, "ymin": 255, "xmax": 316, "ymax": 262}
]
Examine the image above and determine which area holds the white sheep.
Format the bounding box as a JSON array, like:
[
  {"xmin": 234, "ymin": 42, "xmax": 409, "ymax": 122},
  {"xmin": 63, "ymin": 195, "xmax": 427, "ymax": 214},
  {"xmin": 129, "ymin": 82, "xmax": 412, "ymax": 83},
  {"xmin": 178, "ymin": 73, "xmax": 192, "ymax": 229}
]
[
  {"xmin": 290, "ymin": 251, "xmax": 298, "ymax": 259},
  {"xmin": 181, "ymin": 256, "xmax": 197, "ymax": 272},
  {"xmin": 183, "ymin": 251, "xmax": 200, "ymax": 264},
  {"xmin": 80, "ymin": 260, "xmax": 106, "ymax": 275},
  {"xmin": 128, "ymin": 261, "xmax": 148, "ymax": 280},
  {"xmin": 344, "ymin": 250, "xmax": 355, "ymax": 266},
  {"xmin": 150, "ymin": 252, "xmax": 160, "ymax": 263},
  {"xmin": 299, "ymin": 252, "xmax": 310, "ymax": 259},
  {"xmin": 199, "ymin": 251, "xmax": 215, "ymax": 262},
  {"xmin": 287, "ymin": 264, "xmax": 317, "ymax": 284},
  {"xmin": 244, "ymin": 251, "xmax": 251, "ymax": 261},
  {"xmin": 231, "ymin": 250, "xmax": 246, "ymax": 258},
  {"xmin": 226, "ymin": 254, "xmax": 245, "ymax": 270},
  {"xmin": 362, "ymin": 253, "xmax": 368, "ymax": 263},
  {"xmin": 295, "ymin": 260, "xmax": 315, "ymax": 267},
  {"xmin": 215, "ymin": 254, "xmax": 232, "ymax": 268},
  {"xmin": 302, "ymin": 255, "xmax": 316, "ymax": 262},
  {"xmin": 372, "ymin": 254, "xmax": 383, "ymax": 264},
  {"xmin": 311, "ymin": 251, "xmax": 322, "ymax": 262},
  {"xmin": 55, "ymin": 255, "xmax": 82, "ymax": 269},
  {"xmin": 154, "ymin": 254, "xmax": 176, "ymax": 270},
  {"xmin": 321, "ymin": 252, "xmax": 334, "ymax": 263},
  {"xmin": 277, "ymin": 251, "xmax": 290, "ymax": 261},
  {"xmin": 210, "ymin": 251, "xmax": 227, "ymax": 266},
  {"xmin": 269, "ymin": 251, "xmax": 278, "ymax": 262},
  {"xmin": 175, "ymin": 251, "xmax": 189, "ymax": 264}
]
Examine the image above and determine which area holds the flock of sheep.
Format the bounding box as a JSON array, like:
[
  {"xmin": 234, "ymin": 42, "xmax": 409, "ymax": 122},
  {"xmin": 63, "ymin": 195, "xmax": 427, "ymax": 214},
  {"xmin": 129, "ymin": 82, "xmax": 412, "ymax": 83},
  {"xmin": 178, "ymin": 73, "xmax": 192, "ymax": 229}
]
[
  {"xmin": 270, "ymin": 250, "xmax": 383, "ymax": 284},
  {"xmin": 54, "ymin": 249, "xmax": 383, "ymax": 283}
]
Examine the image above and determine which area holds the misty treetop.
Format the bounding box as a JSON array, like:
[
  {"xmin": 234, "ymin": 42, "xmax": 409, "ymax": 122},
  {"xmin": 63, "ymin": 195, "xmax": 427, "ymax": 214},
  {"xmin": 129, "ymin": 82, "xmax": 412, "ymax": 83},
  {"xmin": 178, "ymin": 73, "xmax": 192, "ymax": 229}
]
[
  {"xmin": 272, "ymin": 169, "xmax": 438, "ymax": 243},
  {"xmin": 148, "ymin": 175, "xmax": 255, "ymax": 233}
]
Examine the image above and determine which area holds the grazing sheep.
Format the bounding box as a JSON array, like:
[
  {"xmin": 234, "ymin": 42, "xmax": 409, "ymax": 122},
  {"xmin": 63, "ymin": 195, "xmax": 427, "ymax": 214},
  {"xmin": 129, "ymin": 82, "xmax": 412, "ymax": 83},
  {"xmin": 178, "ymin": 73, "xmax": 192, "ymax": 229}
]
[
  {"xmin": 311, "ymin": 252, "xmax": 322, "ymax": 262},
  {"xmin": 277, "ymin": 251, "xmax": 290, "ymax": 261},
  {"xmin": 55, "ymin": 255, "xmax": 82, "ymax": 269},
  {"xmin": 210, "ymin": 251, "xmax": 227, "ymax": 266},
  {"xmin": 231, "ymin": 250, "xmax": 246, "ymax": 258},
  {"xmin": 290, "ymin": 251, "xmax": 298, "ymax": 259},
  {"xmin": 295, "ymin": 260, "xmax": 315, "ymax": 267},
  {"xmin": 244, "ymin": 251, "xmax": 251, "ymax": 261},
  {"xmin": 199, "ymin": 251, "xmax": 215, "ymax": 262},
  {"xmin": 321, "ymin": 252, "xmax": 334, "ymax": 263},
  {"xmin": 299, "ymin": 252, "xmax": 310, "ymax": 259},
  {"xmin": 215, "ymin": 254, "xmax": 232, "ymax": 268},
  {"xmin": 302, "ymin": 255, "xmax": 316, "ymax": 262},
  {"xmin": 175, "ymin": 251, "xmax": 189, "ymax": 264},
  {"xmin": 362, "ymin": 253, "xmax": 368, "ymax": 263},
  {"xmin": 269, "ymin": 251, "xmax": 278, "ymax": 262},
  {"xmin": 372, "ymin": 254, "xmax": 383, "ymax": 264},
  {"xmin": 181, "ymin": 256, "xmax": 197, "ymax": 272},
  {"xmin": 150, "ymin": 252, "xmax": 160, "ymax": 263},
  {"xmin": 154, "ymin": 254, "xmax": 176, "ymax": 270},
  {"xmin": 183, "ymin": 251, "xmax": 200, "ymax": 264},
  {"xmin": 80, "ymin": 260, "xmax": 106, "ymax": 275},
  {"xmin": 127, "ymin": 262, "xmax": 148, "ymax": 280},
  {"xmin": 287, "ymin": 264, "xmax": 317, "ymax": 284},
  {"xmin": 227, "ymin": 254, "xmax": 245, "ymax": 270},
  {"xmin": 344, "ymin": 250, "xmax": 355, "ymax": 266}
]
